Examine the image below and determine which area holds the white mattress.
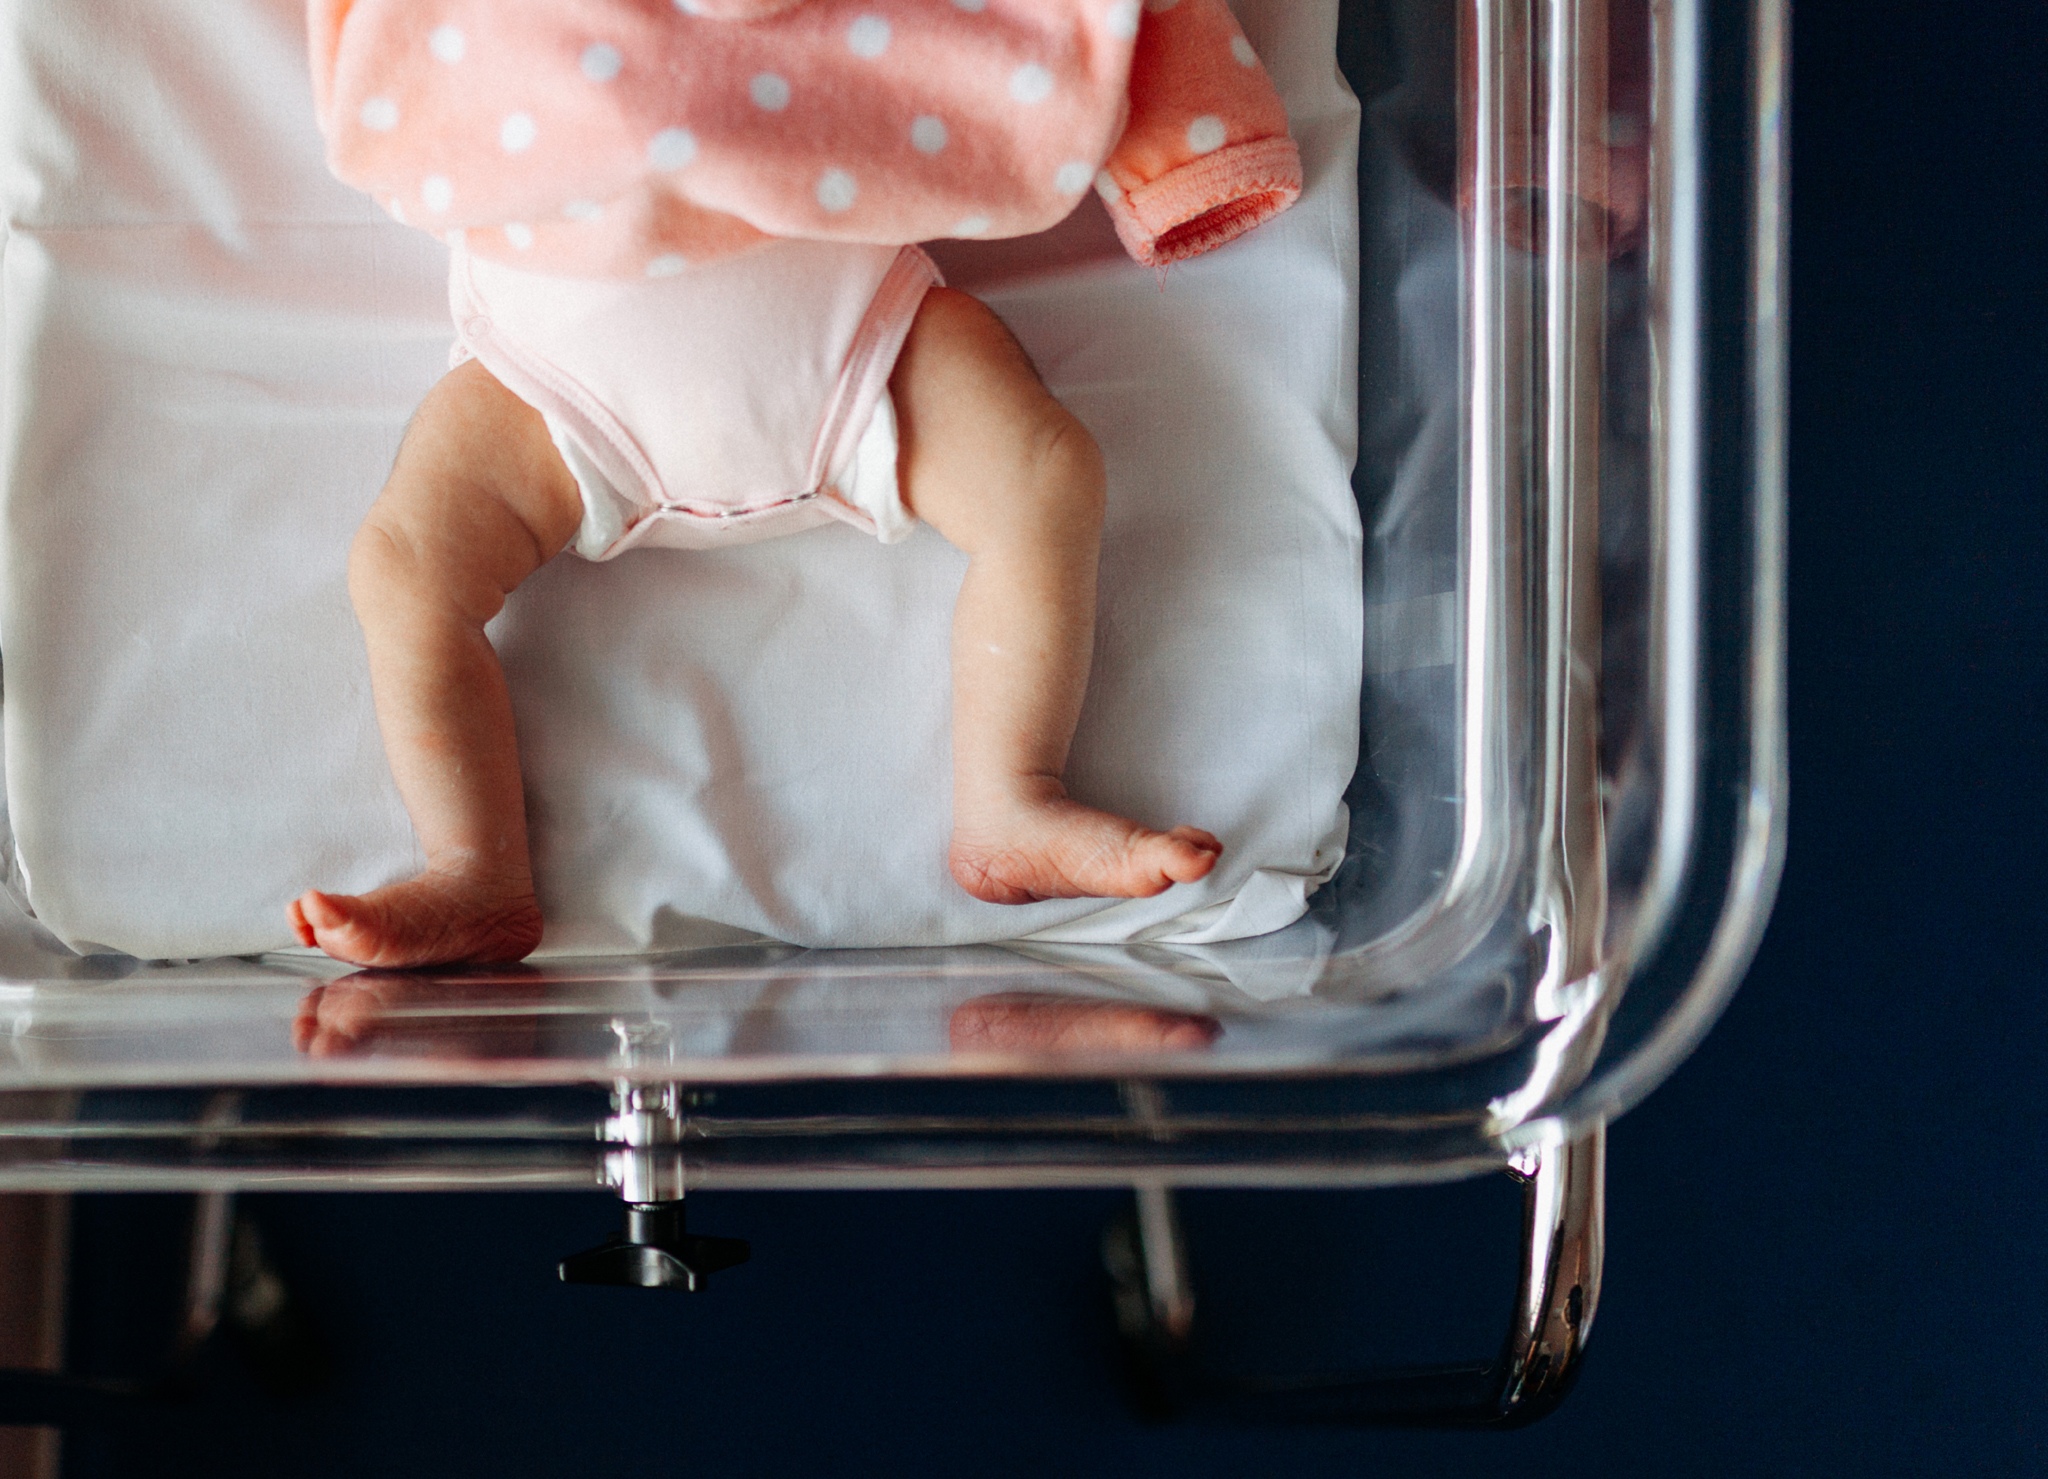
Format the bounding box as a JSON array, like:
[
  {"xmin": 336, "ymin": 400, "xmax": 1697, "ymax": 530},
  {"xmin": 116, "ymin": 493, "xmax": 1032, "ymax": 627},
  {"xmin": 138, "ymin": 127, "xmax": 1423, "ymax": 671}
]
[{"xmin": 0, "ymin": 0, "xmax": 1361, "ymax": 960}]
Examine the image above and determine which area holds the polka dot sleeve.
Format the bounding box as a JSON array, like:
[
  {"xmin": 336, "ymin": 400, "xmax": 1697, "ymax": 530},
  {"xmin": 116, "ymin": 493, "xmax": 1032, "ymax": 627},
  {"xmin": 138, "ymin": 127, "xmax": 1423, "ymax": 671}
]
[
  {"xmin": 308, "ymin": 0, "xmax": 1299, "ymax": 277},
  {"xmin": 1094, "ymin": 0, "xmax": 1303, "ymax": 267},
  {"xmin": 310, "ymin": 0, "xmax": 1144, "ymax": 276}
]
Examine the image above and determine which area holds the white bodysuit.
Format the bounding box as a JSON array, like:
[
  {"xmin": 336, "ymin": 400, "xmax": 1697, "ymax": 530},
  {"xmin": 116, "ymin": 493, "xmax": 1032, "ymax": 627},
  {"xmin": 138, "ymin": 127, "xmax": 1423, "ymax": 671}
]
[{"xmin": 450, "ymin": 236, "xmax": 940, "ymax": 558}]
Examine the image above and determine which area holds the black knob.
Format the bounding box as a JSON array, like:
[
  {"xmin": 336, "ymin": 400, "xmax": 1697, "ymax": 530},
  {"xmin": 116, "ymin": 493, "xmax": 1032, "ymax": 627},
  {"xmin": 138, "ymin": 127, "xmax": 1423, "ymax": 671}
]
[{"xmin": 558, "ymin": 1202, "xmax": 750, "ymax": 1292}]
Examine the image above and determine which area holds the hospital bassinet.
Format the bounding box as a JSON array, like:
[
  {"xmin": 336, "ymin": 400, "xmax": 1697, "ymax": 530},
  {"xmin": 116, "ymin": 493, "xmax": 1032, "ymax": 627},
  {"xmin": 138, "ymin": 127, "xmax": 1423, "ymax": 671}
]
[{"xmin": 0, "ymin": 0, "xmax": 1784, "ymax": 1429}]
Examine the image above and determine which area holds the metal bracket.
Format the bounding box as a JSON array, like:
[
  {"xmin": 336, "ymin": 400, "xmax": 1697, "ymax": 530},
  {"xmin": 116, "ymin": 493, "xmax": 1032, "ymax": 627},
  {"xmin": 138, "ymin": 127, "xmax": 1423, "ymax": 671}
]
[
  {"xmin": 1105, "ymin": 1125, "xmax": 1605, "ymax": 1428},
  {"xmin": 557, "ymin": 1019, "xmax": 749, "ymax": 1292}
]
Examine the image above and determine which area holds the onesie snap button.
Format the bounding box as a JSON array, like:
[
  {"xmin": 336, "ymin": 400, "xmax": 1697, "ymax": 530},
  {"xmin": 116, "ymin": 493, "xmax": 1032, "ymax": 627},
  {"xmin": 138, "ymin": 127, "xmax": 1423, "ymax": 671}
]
[{"xmin": 464, "ymin": 316, "xmax": 491, "ymax": 339}]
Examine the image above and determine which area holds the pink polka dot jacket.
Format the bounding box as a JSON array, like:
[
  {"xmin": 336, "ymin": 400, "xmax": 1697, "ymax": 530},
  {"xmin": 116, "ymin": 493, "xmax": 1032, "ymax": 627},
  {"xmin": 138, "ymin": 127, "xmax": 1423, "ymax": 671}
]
[{"xmin": 309, "ymin": 0, "xmax": 1304, "ymax": 276}]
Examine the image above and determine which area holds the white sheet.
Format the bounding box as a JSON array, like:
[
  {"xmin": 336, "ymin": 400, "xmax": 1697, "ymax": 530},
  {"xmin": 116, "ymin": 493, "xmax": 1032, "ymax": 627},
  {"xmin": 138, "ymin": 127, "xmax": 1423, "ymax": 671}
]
[{"xmin": 0, "ymin": 0, "xmax": 1361, "ymax": 960}]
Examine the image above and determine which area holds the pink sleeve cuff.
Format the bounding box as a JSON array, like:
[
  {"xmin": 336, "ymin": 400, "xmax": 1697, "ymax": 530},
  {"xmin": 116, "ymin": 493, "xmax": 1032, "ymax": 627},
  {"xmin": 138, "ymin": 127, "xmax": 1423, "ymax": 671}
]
[{"xmin": 1098, "ymin": 135, "xmax": 1303, "ymax": 268}]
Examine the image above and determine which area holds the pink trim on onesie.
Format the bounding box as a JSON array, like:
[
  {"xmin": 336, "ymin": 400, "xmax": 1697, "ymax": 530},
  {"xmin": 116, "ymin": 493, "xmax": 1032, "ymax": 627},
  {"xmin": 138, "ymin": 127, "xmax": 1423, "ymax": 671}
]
[{"xmin": 449, "ymin": 238, "xmax": 940, "ymax": 557}]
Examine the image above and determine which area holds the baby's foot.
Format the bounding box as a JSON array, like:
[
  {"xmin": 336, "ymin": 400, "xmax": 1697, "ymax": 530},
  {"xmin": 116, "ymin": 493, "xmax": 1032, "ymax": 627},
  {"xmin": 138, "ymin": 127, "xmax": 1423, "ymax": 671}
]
[
  {"xmin": 950, "ymin": 993, "xmax": 1221, "ymax": 1053},
  {"xmin": 949, "ymin": 786, "xmax": 1221, "ymax": 905},
  {"xmin": 287, "ymin": 870, "xmax": 542, "ymax": 968}
]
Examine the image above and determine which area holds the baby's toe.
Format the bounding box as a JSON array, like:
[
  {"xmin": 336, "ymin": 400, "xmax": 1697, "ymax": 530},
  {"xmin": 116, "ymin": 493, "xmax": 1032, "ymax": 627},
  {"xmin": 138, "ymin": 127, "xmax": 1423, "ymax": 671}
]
[
  {"xmin": 300, "ymin": 891, "xmax": 403, "ymax": 967},
  {"xmin": 1152, "ymin": 828, "xmax": 1223, "ymax": 884},
  {"xmin": 287, "ymin": 894, "xmax": 324, "ymax": 948}
]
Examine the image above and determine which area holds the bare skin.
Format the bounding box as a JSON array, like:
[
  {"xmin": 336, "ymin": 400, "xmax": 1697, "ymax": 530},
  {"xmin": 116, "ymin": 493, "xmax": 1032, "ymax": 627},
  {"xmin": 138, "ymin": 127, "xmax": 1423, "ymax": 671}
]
[{"xmin": 291, "ymin": 287, "xmax": 1219, "ymax": 967}]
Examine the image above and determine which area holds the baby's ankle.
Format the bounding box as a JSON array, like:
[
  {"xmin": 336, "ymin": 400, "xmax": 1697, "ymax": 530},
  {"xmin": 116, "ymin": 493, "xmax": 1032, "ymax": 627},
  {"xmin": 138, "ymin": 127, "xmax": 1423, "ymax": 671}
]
[
  {"xmin": 419, "ymin": 852, "xmax": 536, "ymax": 896},
  {"xmin": 954, "ymin": 772, "xmax": 1068, "ymax": 824}
]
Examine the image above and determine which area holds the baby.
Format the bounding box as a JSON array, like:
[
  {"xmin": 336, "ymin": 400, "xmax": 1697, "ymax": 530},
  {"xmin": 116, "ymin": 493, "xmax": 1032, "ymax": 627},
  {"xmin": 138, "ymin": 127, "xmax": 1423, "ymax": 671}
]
[
  {"xmin": 289, "ymin": 260, "xmax": 1221, "ymax": 966},
  {"xmin": 288, "ymin": 0, "xmax": 1302, "ymax": 967}
]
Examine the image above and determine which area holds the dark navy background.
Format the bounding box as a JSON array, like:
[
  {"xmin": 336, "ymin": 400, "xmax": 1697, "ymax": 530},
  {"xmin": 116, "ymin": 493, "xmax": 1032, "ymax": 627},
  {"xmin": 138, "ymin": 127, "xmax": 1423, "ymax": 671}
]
[{"xmin": 59, "ymin": 0, "xmax": 2048, "ymax": 1471}]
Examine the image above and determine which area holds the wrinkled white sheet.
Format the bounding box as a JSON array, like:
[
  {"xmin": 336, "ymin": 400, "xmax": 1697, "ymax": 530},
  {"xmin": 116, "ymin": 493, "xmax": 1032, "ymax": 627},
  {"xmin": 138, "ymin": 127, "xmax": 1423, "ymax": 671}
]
[{"xmin": 0, "ymin": 0, "xmax": 1360, "ymax": 959}]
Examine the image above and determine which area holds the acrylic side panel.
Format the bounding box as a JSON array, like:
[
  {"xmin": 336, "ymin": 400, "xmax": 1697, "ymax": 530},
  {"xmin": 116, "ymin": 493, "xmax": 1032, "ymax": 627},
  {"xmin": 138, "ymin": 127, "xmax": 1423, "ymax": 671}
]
[{"xmin": 0, "ymin": 0, "xmax": 1789, "ymax": 1192}]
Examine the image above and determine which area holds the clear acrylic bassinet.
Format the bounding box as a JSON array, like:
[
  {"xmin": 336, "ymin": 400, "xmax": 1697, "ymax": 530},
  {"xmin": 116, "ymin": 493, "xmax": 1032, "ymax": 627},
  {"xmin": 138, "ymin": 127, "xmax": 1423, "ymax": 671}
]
[{"xmin": 0, "ymin": 0, "xmax": 1784, "ymax": 1430}]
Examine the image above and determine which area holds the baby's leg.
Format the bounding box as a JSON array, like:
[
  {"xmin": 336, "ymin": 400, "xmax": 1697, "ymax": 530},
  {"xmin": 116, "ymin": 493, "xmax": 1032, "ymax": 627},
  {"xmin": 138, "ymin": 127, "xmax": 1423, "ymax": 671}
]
[
  {"xmin": 289, "ymin": 361, "xmax": 583, "ymax": 966},
  {"xmin": 892, "ymin": 288, "xmax": 1222, "ymax": 904}
]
